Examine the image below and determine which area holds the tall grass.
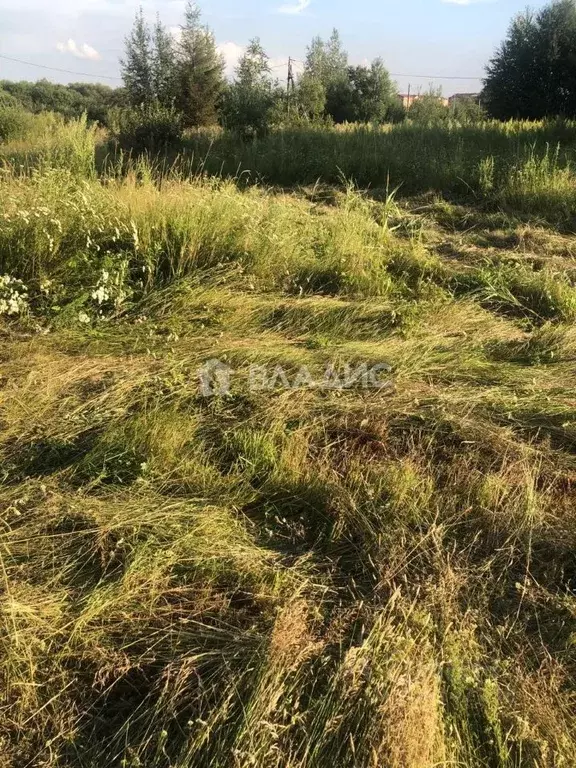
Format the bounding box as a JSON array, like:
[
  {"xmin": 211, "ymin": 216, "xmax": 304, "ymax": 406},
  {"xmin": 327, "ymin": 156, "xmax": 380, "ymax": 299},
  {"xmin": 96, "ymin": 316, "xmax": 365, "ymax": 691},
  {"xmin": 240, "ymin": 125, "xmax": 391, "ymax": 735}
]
[
  {"xmin": 170, "ymin": 120, "xmax": 576, "ymax": 196},
  {"xmin": 4, "ymin": 113, "xmax": 576, "ymax": 223},
  {"xmin": 0, "ymin": 111, "xmax": 98, "ymax": 177}
]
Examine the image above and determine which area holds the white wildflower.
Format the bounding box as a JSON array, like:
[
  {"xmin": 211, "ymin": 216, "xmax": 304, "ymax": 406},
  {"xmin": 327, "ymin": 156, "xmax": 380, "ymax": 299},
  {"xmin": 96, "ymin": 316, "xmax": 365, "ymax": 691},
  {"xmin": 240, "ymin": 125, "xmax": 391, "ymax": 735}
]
[{"xmin": 0, "ymin": 275, "xmax": 28, "ymax": 316}]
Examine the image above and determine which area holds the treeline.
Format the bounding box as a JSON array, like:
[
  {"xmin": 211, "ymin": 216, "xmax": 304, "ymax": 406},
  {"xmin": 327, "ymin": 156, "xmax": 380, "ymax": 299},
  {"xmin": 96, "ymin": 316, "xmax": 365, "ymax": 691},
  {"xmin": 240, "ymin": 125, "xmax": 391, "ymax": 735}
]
[
  {"xmin": 4, "ymin": 0, "xmax": 576, "ymax": 143},
  {"xmin": 121, "ymin": 0, "xmax": 576, "ymax": 129},
  {"xmin": 119, "ymin": 3, "xmax": 407, "ymax": 136},
  {"xmin": 116, "ymin": 1, "xmax": 485, "ymax": 140},
  {"xmin": 0, "ymin": 80, "xmax": 126, "ymax": 125}
]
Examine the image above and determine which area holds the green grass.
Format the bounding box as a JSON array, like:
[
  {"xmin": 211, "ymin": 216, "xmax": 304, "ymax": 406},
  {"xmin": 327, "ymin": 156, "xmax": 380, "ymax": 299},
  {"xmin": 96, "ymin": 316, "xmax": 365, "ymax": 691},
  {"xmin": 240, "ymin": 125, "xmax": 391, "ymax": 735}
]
[{"xmin": 2, "ymin": 118, "xmax": 576, "ymax": 767}]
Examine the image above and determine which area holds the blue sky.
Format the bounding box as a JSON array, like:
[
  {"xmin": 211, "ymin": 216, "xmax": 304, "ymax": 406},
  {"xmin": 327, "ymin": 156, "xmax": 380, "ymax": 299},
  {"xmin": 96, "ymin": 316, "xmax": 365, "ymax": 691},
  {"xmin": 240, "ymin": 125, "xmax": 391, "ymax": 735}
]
[{"xmin": 0, "ymin": 0, "xmax": 551, "ymax": 95}]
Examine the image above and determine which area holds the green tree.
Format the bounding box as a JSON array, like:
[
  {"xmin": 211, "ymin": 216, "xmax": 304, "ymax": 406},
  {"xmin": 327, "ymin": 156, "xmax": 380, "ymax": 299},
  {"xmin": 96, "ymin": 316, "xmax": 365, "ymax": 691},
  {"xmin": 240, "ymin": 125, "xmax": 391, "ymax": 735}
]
[
  {"xmin": 0, "ymin": 80, "xmax": 127, "ymax": 125},
  {"xmin": 296, "ymin": 72, "xmax": 326, "ymax": 121},
  {"xmin": 304, "ymin": 29, "xmax": 349, "ymax": 121},
  {"xmin": 152, "ymin": 15, "xmax": 176, "ymax": 108},
  {"xmin": 484, "ymin": 0, "xmax": 576, "ymax": 119},
  {"xmin": 220, "ymin": 39, "xmax": 280, "ymax": 138},
  {"xmin": 174, "ymin": 1, "xmax": 224, "ymax": 126},
  {"xmin": 346, "ymin": 59, "xmax": 397, "ymax": 123},
  {"xmin": 305, "ymin": 34, "xmax": 343, "ymax": 84},
  {"xmin": 408, "ymin": 92, "xmax": 449, "ymax": 123},
  {"xmin": 452, "ymin": 96, "xmax": 486, "ymax": 123},
  {"xmin": 121, "ymin": 7, "xmax": 155, "ymax": 106},
  {"xmin": 0, "ymin": 88, "xmax": 20, "ymax": 109}
]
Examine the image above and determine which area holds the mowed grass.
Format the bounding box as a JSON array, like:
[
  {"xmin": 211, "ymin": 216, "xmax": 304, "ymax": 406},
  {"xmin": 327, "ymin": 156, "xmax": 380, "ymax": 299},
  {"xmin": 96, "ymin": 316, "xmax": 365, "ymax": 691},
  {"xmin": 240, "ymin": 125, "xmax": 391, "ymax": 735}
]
[{"xmin": 2, "ymin": 125, "xmax": 576, "ymax": 767}]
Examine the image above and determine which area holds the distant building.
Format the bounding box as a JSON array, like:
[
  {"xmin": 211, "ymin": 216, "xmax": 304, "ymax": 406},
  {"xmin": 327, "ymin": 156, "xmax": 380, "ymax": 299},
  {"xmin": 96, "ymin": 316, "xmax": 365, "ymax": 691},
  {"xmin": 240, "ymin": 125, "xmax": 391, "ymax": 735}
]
[
  {"xmin": 399, "ymin": 93, "xmax": 450, "ymax": 109},
  {"xmin": 399, "ymin": 93, "xmax": 419, "ymax": 109}
]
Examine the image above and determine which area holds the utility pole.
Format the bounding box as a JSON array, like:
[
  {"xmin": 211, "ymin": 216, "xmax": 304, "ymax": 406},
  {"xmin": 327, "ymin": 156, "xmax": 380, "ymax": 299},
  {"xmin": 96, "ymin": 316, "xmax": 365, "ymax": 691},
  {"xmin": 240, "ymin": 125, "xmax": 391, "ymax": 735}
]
[
  {"xmin": 407, "ymin": 83, "xmax": 411, "ymax": 109},
  {"xmin": 287, "ymin": 57, "xmax": 296, "ymax": 116}
]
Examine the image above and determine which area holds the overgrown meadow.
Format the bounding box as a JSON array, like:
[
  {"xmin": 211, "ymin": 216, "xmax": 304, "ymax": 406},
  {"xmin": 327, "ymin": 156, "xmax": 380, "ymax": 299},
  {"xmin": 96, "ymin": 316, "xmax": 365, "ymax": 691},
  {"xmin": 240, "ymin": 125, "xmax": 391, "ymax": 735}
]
[{"xmin": 3, "ymin": 114, "xmax": 576, "ymax": 767}]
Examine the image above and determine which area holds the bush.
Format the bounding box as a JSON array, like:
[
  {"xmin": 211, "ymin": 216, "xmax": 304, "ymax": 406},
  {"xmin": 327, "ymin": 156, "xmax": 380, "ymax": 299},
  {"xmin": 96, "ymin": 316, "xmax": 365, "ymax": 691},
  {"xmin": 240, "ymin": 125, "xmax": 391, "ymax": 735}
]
[
  {"xmin": 0, "ymin": 89, "xmax": 21, "ymax": 109},
  {"xmin": 408, "ymin": 94, "xmax": 449, "ymax": 124},
  {"xmin": 220, "ymin": 82, "xmax": 281, "ymax": 140},
  {"xmin": 109, "ymin": 103, "xmax": 184, "ymax": 154},
  {"xmin": 0, "ymin": 106, "xmax": 34, "ymax": 143}
]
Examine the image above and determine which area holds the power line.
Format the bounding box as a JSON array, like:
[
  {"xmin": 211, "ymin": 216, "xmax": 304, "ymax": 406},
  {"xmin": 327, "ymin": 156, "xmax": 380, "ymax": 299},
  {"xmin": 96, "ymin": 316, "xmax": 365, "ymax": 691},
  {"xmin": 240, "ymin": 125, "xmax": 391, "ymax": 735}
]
[
  {"xmin": 390, "ymin": 72, "xmax": 483, "ymax": 81},
  {"xmin": 274, "ymin": 59, "xmax": 483, "ymax": 80},
  {"xmin": 0, "ymin": 52, "xmax": 484, "ymax": 84},
  {"xmin": 0, "ymin": 54, "xmax": 122, "ymax": 82}
]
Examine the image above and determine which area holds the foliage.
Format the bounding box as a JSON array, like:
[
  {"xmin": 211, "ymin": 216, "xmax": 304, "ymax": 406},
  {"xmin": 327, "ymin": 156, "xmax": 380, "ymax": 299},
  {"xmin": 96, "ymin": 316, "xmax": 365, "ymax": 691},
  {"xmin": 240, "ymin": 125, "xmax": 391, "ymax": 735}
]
[
  {"xmin": 0, "ymin": 88, "xmax": 21, "ymax": 108},
  {"xmin": 109, "ymin": 102, "xmax": 184, "ymax": 153},
  {"xmin": 220, "ymin": 38, "xmax": 281, "ymax": 138},
  {"xmin": 0, "ymin": 79, "xmax": 126, "ymax": 125},
  {"xmin": 305, "ymin": 29, "xmax": 349, "ymax": 89},
  {"xmin": 301, "ymin": 32, "xmax": 397, "ymax": 124},
  {"xmin": 121, "ymin": 2, "xmax": 224, "ymax": 127},
  {"xmin": 408, "ymin": 93, "xmax": 449, "ymax": 123},
  {"xmin": 296, "ymin": 72, "xmax": 327, "ymax": 122},
  {"xmin": 346, "ymin": 59, "xmax": 398, "ymax": 123},
  {"xmin": 484, "ymin": 0, "xmax": 576, "ymax": 119},
  {"xmin": 121, "ymin": 7, "xmax": 155, "ymax": 107},
  {"xmin": 304, "ymin": 29, "xmax": 352, "ymax": 123},
  {"xmin": 173, "ymin": 1, "xmax": 225, "ymax": 126},
  {"xmin": 0, "ymin": 105, "xmax": 34, "ymax": 142},
  {"xmin": 152, "ymin": 14, "xmax": 176, "ymax": 108},
  {"xmin": 452, "ymin": 96, "xmax": 486, "ymax": 124}
]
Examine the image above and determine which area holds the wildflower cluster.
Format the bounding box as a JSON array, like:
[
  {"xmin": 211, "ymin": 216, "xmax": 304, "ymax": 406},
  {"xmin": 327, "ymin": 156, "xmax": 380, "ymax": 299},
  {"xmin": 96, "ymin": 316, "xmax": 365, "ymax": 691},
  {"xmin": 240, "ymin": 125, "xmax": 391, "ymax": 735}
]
[
  {"xmin": 91, "ymin": 262, "xmax": 131, "ymax": 313},
  {"xmin": 0, "ymin": 275, "xmax": 28, "ymax": 316}
]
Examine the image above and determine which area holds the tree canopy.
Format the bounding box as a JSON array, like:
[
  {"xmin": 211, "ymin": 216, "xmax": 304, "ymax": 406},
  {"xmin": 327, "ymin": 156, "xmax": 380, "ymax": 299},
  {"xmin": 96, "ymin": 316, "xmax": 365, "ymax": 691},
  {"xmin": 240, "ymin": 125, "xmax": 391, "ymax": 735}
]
[
  {"xmin": 121, "ymin": 3, "xmax": 224, "ymax": 126},
  {"xmin": 484, "ymin": 0, "xmax": 576, "ymax": 119},
  {"xmin": 220, "ymin": 39, "xmax": 280, "ymax": 137},
  {"xmin": 300, "ymin": 31, "xmax": 398, "ymax": 124}
]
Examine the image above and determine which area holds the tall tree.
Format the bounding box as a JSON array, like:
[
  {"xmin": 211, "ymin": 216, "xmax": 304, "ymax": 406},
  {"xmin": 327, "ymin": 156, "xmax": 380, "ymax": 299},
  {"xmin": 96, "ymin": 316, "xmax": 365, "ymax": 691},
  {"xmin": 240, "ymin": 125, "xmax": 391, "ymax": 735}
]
[
  {"xmin": 296, "ymin": 72, "xmax": 327, "ymax": 121},
  {"xmin": 220, "ymin": 39, "xmax": 280, "ymax": 137},
  {"xmin": 484, "ymin": 0, "xmax": 576, "ymax": 119},
  {"xmin": 303, "ymin": 29, "xmax": 350, "ymax": 122},
  {"xmin": 305, "ymin": 29, "xmax": 348, "ymax": 85},
  {"xmin": 174, "ymin": 1, "xmax": 225, "ymax": 126},
  {"xmin": 346, "ymin": 59, "xmax": 397, "ymax": 123},
  {"xmin": 152, "ymin": 15, "xmax": 176, "ymax": 107},
  {"xmin": 121, "ymin": 7, "xmax": 155, "ymax": 106}
]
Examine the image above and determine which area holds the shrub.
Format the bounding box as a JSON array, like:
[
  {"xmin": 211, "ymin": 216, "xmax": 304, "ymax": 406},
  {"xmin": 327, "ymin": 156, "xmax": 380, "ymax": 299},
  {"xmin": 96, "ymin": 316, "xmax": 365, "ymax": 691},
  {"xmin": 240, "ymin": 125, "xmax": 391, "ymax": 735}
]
[
  {"xmin": 408, "ymin": 94, "xmax": 449, "ymax": 124},
  {"xmin": 0, "ymin": 106, "xmax": 34, "ymax": 142},
  {"xmin": 109, "ymin": 103, "xmax": 184, "ymax": 154},
  {"xmin": 0, "ymin": 89, "xmax": 21, "ymax": 109}
]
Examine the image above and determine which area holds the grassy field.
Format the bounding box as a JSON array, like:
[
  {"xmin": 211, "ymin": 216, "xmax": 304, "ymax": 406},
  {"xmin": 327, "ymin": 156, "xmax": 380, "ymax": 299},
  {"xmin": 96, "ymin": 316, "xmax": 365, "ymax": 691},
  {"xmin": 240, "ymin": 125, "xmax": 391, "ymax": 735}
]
[{"xmin": 2, "ymin": 118, "xmax": 576, "ymax": 767}]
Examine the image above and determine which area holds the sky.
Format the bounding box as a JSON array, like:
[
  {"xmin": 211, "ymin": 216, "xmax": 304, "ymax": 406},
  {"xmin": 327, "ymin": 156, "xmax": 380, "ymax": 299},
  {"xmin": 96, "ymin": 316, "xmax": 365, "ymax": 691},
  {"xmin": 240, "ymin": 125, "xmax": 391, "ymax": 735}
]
[{"xmin": 0, "ymin": 0, "xmax": 552, "ymax": 96}]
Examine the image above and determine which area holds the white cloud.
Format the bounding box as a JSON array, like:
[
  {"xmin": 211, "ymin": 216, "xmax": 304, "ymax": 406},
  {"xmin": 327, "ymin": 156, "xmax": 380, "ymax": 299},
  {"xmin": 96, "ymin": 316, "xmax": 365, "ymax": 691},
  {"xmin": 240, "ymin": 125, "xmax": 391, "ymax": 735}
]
[
  {"xmin": 217, "ymin": 41, "xmax": 245, "ymax": 77},
  {"xmin": 277, "ymin": 0, "xmax": 310, "ymax": 15},
  {"xmin": 56, "ymin": 38, "xmax": 101, "ymax": 60}
]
